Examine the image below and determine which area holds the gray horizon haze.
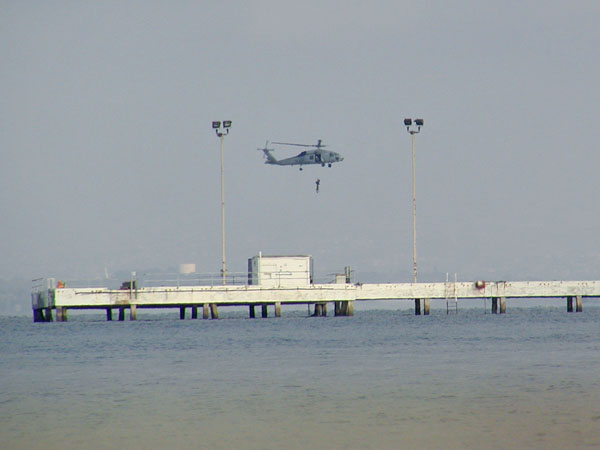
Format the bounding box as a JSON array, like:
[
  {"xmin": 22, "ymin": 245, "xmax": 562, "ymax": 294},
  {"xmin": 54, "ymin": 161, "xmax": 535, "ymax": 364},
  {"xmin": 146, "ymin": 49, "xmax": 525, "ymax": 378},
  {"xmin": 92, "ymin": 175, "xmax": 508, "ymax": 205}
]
[{"xmin": 2, "ymin": 1, "xmax": 600, "ymax": 284}]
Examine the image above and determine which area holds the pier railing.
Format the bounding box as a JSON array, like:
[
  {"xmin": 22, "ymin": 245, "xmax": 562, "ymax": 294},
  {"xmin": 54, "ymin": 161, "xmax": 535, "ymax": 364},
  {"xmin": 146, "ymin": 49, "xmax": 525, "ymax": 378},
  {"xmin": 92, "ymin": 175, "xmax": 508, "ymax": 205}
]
[
  {"xmin": 141, "ymin": 272, "xmax": 249, "ymax": 287},
  {"xmin": 31, "ymin": 271, "xmax": 346, "ymax": 292}
]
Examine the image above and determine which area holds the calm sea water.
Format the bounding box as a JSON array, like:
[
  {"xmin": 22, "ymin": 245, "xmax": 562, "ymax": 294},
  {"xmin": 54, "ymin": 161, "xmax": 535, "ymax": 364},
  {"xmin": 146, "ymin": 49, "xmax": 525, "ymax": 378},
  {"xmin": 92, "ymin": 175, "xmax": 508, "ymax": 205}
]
[{"xmin": 2, "ymin": 306, "xmax": 600, "ymax": 449}]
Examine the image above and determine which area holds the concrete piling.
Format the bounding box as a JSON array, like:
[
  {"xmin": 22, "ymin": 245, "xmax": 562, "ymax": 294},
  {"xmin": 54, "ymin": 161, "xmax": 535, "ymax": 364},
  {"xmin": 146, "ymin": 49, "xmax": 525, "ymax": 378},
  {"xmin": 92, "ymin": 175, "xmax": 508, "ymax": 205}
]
[
  {"xmin": 314, "ymin": 303, "xmax": 320, "ymax": 316},
  {"xmin": 56, "ymin": 307, "xmax": 68, "ymax": 322},
  {"xmin": 334, "ymin": 301, "xmax": 354, "ymax": 317},
  {"xmin": 261, "ymin": 304, "xmax": 268, "ymax": 318},
  {"xmin": 210, "ymin": 303, "xmax": 218, "ymax": 319},
  {"xmin": 415, "ymin": 299, "xmax": 421, "ymax": 315},
  {"xmin": 179, "ymin": 307, "xmax": 186, "ymax": 320},
  {"xmin": 130, "ymin": 305, "xmax": 137, "ymax": 321},
  {"xmin": 274, "ymin": 302, "xmax": 281, "ymax": 318},
  {"xmin": 106, "ymin": 308, "xmax": 113, "ymax": 321},
  {"xmin": 567, "ymin": 295, "xmax": 583, "ymax": 312},
  {"xmin": 33, "ymin": 309, "xmax": 44, "ymax": 322},
  {"xmin": 249, "ymin": 305, "xmax": 256, "ymax": 318},
  {"xmin": 491, "ymin": 297, "xmax": 506, "ymax": 314},
  {"xmin": 118, "ymin": 307, "xmax": 125, "ymax": 321},
  {"xmin": 313, "ymin": 303, "xmax": 327, "ymax": 317},
  {"xmin": 347, "ymin": 300, "xmax": 354, "ymax": 316},
  {"xmin": 203, "ymin": 303, "xmax": 210, "ymax": 319},
  {"xmin": 191, "ymin": 305, "xmax": 198, "ymax": 319}
]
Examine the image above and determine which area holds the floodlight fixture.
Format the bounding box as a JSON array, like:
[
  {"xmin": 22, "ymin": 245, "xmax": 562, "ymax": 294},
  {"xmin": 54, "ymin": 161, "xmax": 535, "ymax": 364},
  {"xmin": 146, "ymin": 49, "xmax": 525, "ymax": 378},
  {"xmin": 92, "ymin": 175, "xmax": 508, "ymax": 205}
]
[
  {"xmin": 405, "ymin": 117, "xmax": 424, "ymax": 135},
  {"xmin": 213, "ymin": 120, "xmax": 231, "ymax": 137}
]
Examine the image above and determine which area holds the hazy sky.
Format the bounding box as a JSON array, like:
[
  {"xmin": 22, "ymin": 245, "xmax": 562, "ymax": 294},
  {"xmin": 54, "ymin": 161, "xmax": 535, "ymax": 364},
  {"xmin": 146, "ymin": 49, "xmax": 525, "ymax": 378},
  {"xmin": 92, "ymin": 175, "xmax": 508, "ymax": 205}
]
[{"xmin": 2, "ymin": 1, "xmax": 600, "ymax": 282}]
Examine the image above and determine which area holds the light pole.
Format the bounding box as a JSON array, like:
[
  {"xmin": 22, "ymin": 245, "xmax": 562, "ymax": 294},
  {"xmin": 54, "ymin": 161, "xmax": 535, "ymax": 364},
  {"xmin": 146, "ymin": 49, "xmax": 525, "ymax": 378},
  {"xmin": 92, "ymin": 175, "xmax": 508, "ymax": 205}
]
[
  {"xmin": 212, "ymin": 120, "xmax": 232, "ymax": 285},
  {"xmin": 404, "ymin": 118, "xmax": 424, "ymax": 283}
]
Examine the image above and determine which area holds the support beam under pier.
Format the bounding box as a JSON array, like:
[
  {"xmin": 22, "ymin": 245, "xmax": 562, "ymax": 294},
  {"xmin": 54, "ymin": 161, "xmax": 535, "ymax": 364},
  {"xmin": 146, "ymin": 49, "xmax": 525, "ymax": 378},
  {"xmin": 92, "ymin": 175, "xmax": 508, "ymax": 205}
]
[
  {"xmin": 191, "ymin": 305, "xmax": 198, "ymax": 319},
  {"xmin": 334, "ymin": 301, "xmax": 354, "ymax": 317},
  {"xmin": 106, "ymin": 308, "xmax": 112, "ymax": 321},
  {"xmin": 56, "ymin": 307, "xmax": 68, "ymax": 322},
  {"xmin": 33, "ymin": 308, "xmax": 54, "ymax": 322},
  {"xmin": 274, "ymin": 302, "xmax": 281, "ymax": 318},
  {"xmin": 491, "ymin": 297, "xmax": 506, "ymax": 314},
  {"xmin": 313, "ymin": 303, "xmax": 327, "ymax": 317},
  {"xmin": 261, "ymin": 304, "xmax": 268, "ymax": 318},
  {"xmin": 346, "ymin": 300, "xmax": 354, "ymax": 316},
  {"xmin": 33, "ymin": 308, "xmax": 44, "ymax": 322},
  {"xmin": 576, "ymin": 295, "xmax": 583, "ymax": 312},
  {"xmin": 414, "ymin": 299, "xmax": 430, "ymax": 315},
  {"xmin": 249, "ymin": 304, "xmax": 255, "ymax": 318},
  {"xmin": 203, "ymin": 304, "xmax": 210, "ymax": 319},
  {"xmin": 210, "ymin": 303, "xmax": 218, "ymax": 319},
  {"xmin": 130, "ymin": 305, "xmax": 136, "ymax": 321},
  {"xmin": 313, "ymin": 303, "xmax": 320, "ymax": 316}
]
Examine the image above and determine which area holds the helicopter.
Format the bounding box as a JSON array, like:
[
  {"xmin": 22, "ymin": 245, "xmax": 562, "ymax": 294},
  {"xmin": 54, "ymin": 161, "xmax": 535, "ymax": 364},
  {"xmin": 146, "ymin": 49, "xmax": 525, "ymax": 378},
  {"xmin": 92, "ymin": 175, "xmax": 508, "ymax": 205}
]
[{"xmin": 259, "ymin": 140, "xmax": 344, "ymax": 170}]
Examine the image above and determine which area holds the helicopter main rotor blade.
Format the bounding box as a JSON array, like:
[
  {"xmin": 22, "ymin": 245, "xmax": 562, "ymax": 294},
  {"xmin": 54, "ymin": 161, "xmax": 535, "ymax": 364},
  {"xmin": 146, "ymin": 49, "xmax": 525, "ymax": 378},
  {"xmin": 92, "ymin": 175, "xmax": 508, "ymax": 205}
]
[
  {"xmin": 272, "ymin": 141, "xmax": 327, "ymax": 148},
  {"xmin": 271, "ymin": 142, "xmax": 313, "ymax": 147}
]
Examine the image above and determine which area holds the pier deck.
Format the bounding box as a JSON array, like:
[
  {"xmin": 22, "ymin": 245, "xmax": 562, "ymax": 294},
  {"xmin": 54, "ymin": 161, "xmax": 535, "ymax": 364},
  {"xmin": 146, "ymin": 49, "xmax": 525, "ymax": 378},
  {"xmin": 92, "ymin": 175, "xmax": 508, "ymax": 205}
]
[{"xmin": 31, "ymin": 280, "xmax": 600, "ymax": 321}]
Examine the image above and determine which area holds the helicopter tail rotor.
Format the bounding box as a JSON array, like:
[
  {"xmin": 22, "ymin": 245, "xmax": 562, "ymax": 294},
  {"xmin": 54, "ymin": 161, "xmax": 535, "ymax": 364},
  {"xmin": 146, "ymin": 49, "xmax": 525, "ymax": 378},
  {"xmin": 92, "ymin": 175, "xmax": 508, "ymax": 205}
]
[
  {"xmin": 258, "ymin": 141, "xmax": 277, "ymax": 163},
  {"xmin": 257, "ymin": 140, "xmax": 273, "ymax": 153}
]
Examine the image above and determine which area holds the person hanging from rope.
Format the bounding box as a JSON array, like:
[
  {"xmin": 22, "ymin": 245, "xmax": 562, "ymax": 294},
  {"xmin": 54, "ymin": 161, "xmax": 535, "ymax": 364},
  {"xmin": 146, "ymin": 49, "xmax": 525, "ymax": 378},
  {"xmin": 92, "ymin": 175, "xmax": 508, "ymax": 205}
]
[{"xmin": 315, "ymin": 178, "xmax": 320, "ymax": 194}]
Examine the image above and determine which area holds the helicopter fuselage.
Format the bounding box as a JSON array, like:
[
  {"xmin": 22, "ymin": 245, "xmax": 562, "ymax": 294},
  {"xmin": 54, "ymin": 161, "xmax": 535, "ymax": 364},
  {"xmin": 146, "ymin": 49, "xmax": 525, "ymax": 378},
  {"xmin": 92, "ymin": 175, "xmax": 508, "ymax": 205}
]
[{"xmin": 264, "ymin": 149, "xmax": 343, "ymax": 169}]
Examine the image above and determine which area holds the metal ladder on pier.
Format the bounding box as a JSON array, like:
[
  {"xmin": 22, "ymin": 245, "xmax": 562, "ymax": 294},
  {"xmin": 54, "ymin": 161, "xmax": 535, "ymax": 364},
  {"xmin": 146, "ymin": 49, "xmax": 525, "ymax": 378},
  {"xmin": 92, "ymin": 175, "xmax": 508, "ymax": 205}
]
[{"xmin": 445, "ymin": 273, "xmax": 458, "ymax": 314}]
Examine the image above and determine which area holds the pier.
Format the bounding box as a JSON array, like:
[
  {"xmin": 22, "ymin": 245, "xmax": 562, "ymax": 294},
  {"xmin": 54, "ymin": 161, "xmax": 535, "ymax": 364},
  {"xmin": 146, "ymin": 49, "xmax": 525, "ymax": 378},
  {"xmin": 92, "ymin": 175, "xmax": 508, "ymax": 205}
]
[{"xmin": 31, "ymin": 279, "xmax": 599, "ymax": 322}]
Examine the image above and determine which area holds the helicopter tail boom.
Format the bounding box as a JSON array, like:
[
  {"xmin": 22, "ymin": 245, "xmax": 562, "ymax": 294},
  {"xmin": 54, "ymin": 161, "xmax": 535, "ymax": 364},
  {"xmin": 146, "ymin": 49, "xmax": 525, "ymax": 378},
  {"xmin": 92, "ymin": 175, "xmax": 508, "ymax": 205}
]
[{"xmin": 263, "ymin": 150, "xmax": 277, "ymax": 163}]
